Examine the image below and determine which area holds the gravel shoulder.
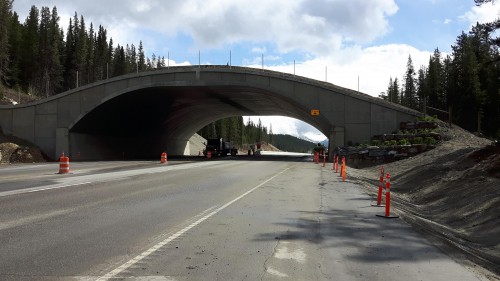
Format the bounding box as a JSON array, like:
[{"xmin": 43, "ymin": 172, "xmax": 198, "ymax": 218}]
[{"xmin": 349, "ymin": 122, "xmax": 500, "ymax": 279}]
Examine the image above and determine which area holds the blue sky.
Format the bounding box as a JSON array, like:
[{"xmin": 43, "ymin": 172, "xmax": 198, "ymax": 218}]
[{"xmin": 13, "ymin": 0, "xmax": 499, "ymax": 141}]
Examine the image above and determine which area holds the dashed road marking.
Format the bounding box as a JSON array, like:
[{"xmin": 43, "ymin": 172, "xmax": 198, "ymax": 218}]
[
  {"xmin": 96, "ymin": 167, "xmax": 290, "ymax": 281},
  {"xmin": 0, "ymin": 182, "xmax": 92, "ymax": 197}
]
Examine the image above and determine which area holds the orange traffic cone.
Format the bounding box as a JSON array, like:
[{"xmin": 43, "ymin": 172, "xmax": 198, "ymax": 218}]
[
  {"xmin": 376, "ymin": 173, "xmax": 399, "ymax": 219},
  {"xmin": 371, "ymin": 166, "xmax": 385, "ymax": 207},
  {"xmin": 341, "ymin": 160, "xmax": 347, "ymax": 182},
  {"xmin": 335, "ymin": 155, "xmax": 339, "ymax": 173}
]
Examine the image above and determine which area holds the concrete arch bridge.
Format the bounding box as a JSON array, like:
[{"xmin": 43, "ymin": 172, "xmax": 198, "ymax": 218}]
[{"xmin": 0, "ymin": 66, "xmax": 420, "ymax": 161}]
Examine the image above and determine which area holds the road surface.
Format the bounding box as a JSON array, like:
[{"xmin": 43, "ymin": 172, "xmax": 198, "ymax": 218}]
[{"xmin": 0, "ymin": 157, "xmax": 490, "ymax": 280}]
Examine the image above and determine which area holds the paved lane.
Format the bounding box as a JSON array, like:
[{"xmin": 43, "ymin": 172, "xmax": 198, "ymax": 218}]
[{"xmin": 0, "ymin": 159, "xmax": 491, "ymax": 280}]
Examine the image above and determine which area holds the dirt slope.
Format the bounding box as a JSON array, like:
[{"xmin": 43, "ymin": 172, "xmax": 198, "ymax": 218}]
[
  {"xmin": 0, "ymin": 131, "xmax": 47, "ymax": 164},
  {"xmin": 351, "ymin": 122, "xmax": 500, "ymax": 278}
]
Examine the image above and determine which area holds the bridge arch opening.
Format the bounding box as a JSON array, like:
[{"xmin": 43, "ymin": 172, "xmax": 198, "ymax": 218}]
[{"xmin": 68, "ymin": 85, "xmax": 332, "ymax": 160}]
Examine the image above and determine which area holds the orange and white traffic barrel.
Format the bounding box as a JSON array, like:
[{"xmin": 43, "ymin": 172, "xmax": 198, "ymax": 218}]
[
  {"xmin": 58, "ymin": 152, "xmax": 70, "ymax": 174},
  {"xmin": 160, "ymin": 152, "xmax": 168, "ymax": 164}
]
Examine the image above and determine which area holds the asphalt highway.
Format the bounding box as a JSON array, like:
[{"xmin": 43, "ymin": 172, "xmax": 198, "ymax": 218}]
[{"xmin": 0, "ymin": 157, "xmax": 489, "ymax": 280}]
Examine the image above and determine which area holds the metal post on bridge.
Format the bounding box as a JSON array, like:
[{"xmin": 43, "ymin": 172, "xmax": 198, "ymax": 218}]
[{"xmin": 261, "ymin": 54, "xmax": 264, "ymax": 71}]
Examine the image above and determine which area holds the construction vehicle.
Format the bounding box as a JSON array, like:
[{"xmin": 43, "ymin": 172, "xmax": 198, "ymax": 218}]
[{"xmin": 203, "ymin": 138, "xmax": 238, "ymax": 157}]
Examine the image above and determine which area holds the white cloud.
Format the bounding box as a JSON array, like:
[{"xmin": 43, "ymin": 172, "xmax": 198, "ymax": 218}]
[
  {"xmin": 251, "ymin": 47, "xmax": 267, "ymax": 54},
  {"xmin": 460, "ymin": 3, "xmax": 499, "ymax": 26},
  {"xmin": 250, "ymin": 44, "xmax": 432, "ymax": 97},
  {"xmin": 443, "ymin": 18, "xmax": 452, "ymax": 24},
  {"xmin": 13, "ymin": 0, "xmax": 398, "ymax": 56}
]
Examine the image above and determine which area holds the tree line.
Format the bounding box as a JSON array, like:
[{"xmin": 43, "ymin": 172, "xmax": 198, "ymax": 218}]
[
  {"xmin": 270, "ymin": 134, "xmax": 316, "ymax": 153},
  {"xmin": 380, "ymin": 10, "xmax": 499, "ymax": 138},
  {"xmin": 197, "ymin": 117, "xmax": 273, "ymax": 147},
  {"xmin": 0, "ymin": 2, "xmax": 167, "ymax": 98}
]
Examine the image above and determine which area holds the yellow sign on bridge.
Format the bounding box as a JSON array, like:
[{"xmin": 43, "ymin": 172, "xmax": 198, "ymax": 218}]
[{"xmin": 310, "ymin": 109, "xmax": 320, "ymax": 116}]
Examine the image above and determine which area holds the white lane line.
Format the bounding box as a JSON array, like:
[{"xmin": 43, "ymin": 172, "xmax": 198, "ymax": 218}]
[
  {"xmin": 0, "ymin": 161, "xmax": 231, "ymax": 198},
  {"xmin": 0, "ymin": 182, "xmax": 92, "ymax": 198},
  {"xmin": 96, "ymin": 167, "xmax": 291, "ymax": 281}
]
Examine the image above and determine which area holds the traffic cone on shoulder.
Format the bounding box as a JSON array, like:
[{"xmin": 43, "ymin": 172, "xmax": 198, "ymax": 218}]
[
  {"xmin": 335, "ymin": 155, "xmax": 339, "ymax": 173},
  {"xmin": 341, "ymin": 157, "xmax": 347, "ymax": 182},
  {"xmin": 376, "ymin": 173, "xmax": 399, "ymax": 219},
  {"xmin": 371, "ymin": 166, "xmax": 385, "ymax": 207}
]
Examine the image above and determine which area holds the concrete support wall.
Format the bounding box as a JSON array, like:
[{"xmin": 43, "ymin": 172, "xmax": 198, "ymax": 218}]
[
  {"xmin": 328, "ymin": 126, "xmax": 345, "ymax": 161},
  {"xmin": 12, "ymin": 107, "xmax": 35, "ymax": 143},
  {"xmin": 56, "ymin": 128, "xmax": 69, "ymax": 157}
]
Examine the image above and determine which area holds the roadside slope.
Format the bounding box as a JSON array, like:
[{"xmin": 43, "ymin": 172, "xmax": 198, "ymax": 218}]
[{"xmin": 351, "ymin": 123, "xmax": 500, "ymax": 276}]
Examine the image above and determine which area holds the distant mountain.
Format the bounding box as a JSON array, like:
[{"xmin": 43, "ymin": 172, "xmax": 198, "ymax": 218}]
[
  {"xmin": 270, "ymin": 134, "xmax": 317, "ymax": 153},
  {"xmin": 319, "ymin": 139, "xmax": 329, "ymax": 147},
  {"xmin": 302, "ymin": 136, "xmax": 329, "ymax": 147}
]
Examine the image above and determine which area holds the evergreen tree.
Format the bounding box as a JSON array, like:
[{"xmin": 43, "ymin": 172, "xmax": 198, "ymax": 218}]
[
  {"xmin": 7, "ymin": 11, "xmax": 22, "ymax": 87},
  {"xmin": 129, "ymin": 43, "xmax": 137, "ymax": 73},
  {"xmin": 0, "ymin": 0, "xmax": 13, "ymax": 89},
  {"xmin": 138, "ymin": 41, "xmax": 145, "ymax": 71},
  {"xmin": 208, "ymin": 122, "xmax": 217, "ymax": 139},
  {"xmin": 257, "ymin": 118, "xmax": 263, "ymax": 142},
  {"xmin": 75, "ymin": 14, "xmax": 88, "ymax": 86},
  {"xmin": 450, "ymin": 31, "xmax": 485, "ymax": 131},
  {"xmin": 86, "ymin": 22, "xmax": 95, "ymax": 83},
  {"xmin": 416, "ymin": 65, "xmax": 429, "ymax": 112},
  {"xmin": 474, "ymin": 0, "xmax": 500, "ymax": 47},
  {"xmin": 427, "ymin": 48, "xmax": 445, "ymax": 109},
  {"xmin": 384, "ymin": 77, "xmax": 401, "ymax": 104},
  {"xmin": 384, "ymin": 77, "xmax": 393, "ymax": 102},
  {"xmin": 49, "ymin": 7, "xmax": 63, "ymax": 94},
  {"xmin": 21, "ymin": 5, "xmax": 40, "ymax": 94},
  {"xmin": 64, "ymin": 17, "xmax": 76, "ymax": 89},
  {"xmin": 94, "ymin": 25, "xmax": 108, "ymax": 80},
  {"xmin": 35, "ymin": 6, "xmax": 62, "ymax": 97},
  {"xmin": 112, "ymin": 45, "xmax": 126, "ymax": 76},
  {"xmin": 107, "ymin": 38, "xmax": 113, "ymax": 77},
  {"xmin": 470, "ymin": 23, "xmax": 499, "ymax": 136},
  {"xmin": 392, "ymin": 77, "xmax": 400, "ymax": 104},
  {"xmin": 402, "ymin": 55, "xmax": 417, "ymax": 109},
  {"xmin": 38, "ymin": 6, "xmax": 51, "ymax": 96}
]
